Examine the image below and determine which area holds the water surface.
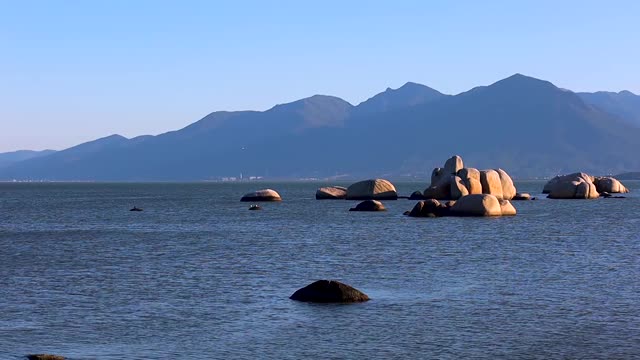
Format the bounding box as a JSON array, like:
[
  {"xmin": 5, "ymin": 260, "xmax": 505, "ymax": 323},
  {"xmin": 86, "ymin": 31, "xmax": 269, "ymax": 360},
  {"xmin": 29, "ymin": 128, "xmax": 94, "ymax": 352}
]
[{"xmin": 1, "ymin": 181, "xmax": 639, "ymax": 359}]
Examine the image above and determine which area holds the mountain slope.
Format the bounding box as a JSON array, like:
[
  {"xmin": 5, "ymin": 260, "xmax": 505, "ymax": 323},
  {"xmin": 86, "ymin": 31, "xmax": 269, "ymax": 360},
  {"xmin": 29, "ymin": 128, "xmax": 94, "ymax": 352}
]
[
  {"xmin": 1, "ymin": 75, "xmax": 639, "ymax": 180},
  {"xmin": 578, "ymin": 90, "xmax": 640, "ymax": 127}
]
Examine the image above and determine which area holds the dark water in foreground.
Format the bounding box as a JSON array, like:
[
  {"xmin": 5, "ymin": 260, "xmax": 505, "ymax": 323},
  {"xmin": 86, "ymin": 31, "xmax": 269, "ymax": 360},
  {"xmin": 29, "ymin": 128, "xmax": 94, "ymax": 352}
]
[{"xmin": 1, "ymin": 181, "xmax": 639, "ymax": 359}]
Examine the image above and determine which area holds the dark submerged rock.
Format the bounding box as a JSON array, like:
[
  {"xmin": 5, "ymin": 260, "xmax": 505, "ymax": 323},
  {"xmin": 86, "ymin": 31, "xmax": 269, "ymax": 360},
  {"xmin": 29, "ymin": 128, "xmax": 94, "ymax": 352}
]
[
  {"xmin": 512, "ymin": 192, "xmax": 532, "ymax": 200},
  {"xmin": 349, "ymin": 200, "xmax": 386, "ymax": 212},
  {"xmin": 408, "ymin": 191, "xmax": 424, "ymax": 200},
  {"xmin": 290, "ymin": 280, "xmax": 369, "ymax": 303},
  {"xmin": 408, "ymin": 199, "xmax": 451, "ymax": 217},
  {"xmin": 27, "ymin": 355, "xmax": 65, "ymax": 360},
  {"xmin": 130, "ymin": 206, "xmax": 143, "ymax": 212}
]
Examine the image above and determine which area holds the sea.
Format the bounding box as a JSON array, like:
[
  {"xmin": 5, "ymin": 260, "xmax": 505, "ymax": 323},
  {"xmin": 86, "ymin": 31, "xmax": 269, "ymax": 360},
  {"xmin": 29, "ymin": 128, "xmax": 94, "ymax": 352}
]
[{"xmin": 1, "ymin": 181, "xmax": 639, "ymax": 359}]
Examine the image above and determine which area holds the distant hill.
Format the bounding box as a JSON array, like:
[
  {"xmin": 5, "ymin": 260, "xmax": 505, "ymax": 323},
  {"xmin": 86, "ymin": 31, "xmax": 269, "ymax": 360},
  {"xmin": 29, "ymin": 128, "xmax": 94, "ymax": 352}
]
[
  {"xmin": 2, "ymin": 74, "xmax": 640, "ymax": 181},
  {"xmin": 578, "ymin": 90, "xmax": 640, "ymax": 127},
  {"xmin": 615, "ymin": 172, "xmax": 640, "ymax": 180},
  {"xmin": 0, "ymin": 149, "xmax": 56, "ymax": 169}
]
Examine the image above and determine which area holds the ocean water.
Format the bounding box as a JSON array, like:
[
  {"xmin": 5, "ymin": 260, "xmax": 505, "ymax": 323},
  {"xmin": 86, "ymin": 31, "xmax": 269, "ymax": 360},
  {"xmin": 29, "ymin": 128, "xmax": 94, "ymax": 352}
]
[{"xmin": 1, "ymin": 181, "xmax": 639, "ymax": 359}]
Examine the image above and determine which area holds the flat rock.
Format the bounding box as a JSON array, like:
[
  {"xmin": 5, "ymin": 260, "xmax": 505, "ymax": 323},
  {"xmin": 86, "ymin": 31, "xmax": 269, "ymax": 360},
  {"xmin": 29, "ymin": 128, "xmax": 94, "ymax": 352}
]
[
  {"xmin": 346, "ymin": 179, "xmax": 397, "ymax": 200},
  {"xmin": 315, "ymin": 186, "xmax": 347, "ymax": 199},
  {"xmin": 240, "ymin": 189, "xmax": 282, "ymax": 202}
]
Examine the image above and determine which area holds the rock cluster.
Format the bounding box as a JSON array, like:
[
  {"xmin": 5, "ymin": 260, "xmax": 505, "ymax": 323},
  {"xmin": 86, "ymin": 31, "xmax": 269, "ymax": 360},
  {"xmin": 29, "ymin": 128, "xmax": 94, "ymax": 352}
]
[
  {"xmin": 408, "ymin": 194, "xmax": 516, "ymax": 217},
  {"xmin": 421, "ymin": 156, "xmax": 517, "ymax": 200},
  {"xmin": 543, "ymin": 173, "xmax": 629, "ymax": 199}
]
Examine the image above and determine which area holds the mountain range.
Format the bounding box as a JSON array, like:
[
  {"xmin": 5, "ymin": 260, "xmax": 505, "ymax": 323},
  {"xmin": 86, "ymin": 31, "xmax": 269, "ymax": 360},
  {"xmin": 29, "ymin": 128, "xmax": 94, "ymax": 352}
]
[{"xmin": 2, "ymin": 74, "xmax": 640, "ymax": 181}]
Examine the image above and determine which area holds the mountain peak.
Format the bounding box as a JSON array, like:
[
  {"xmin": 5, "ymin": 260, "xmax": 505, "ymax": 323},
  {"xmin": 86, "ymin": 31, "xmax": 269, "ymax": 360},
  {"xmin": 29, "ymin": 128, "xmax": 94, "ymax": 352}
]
[
  {"xmin": 355, "ymin": 81, "xmax": 445, "ymax": 114},
  {"xmin": 268, "ymin": 94, "xmax": 353, "ymax": 128},
  {"xmin": 493, "ymin": 73, "xmax": 556, "ymax": 89}
]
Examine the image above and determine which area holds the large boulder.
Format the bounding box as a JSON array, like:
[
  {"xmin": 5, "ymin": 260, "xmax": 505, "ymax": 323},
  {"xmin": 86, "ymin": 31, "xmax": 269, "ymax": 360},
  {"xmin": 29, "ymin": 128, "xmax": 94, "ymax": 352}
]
[
  {"xmin": 480, "ymin": 170, "xmax": 504, "ymax": 200},
  {"xmin": 290, "ymin": 280, "xmax": 369, "ymax": 303},
  {"xmin": 450, "ymin": 194, "xmax": 503, "ymax": 216},
  {"xmin": 240, "ymin": 189, "xmax": 282, "ymax": 202},
  {"xmin": 346, "ymin": 179, "xmax": 397, "ymax": 200},
  {"xmin": 495, "ymin": 168, "xmax": 516, "ymax": 200},
  {"xmin": 450, "ymin": 175, "xmax": 469, "ymax": 199},
  {"xmin": 458, "ymin": 167, "xmax": 482, "ymax": 195},
  {"xmin": 543, "ymin": 172, "xmax": 594, "ymax": 194},
  {"xmin": 593, "ymin": 177, "xmax": 630, "ymax": 194},
  {"xmin": 545, "ymin": 173, "xmax": 600, "ymax": 199},
  {"xmin": 349, "ymin": 200, "xmax": 386, "ymax": 211},
  {"xmin": 444, "ymin": 155, "xmax": 464, "ymax": 175},
  {"xmin": 315, "ymin": 186, "xmax": 347, "ymax": 199}
]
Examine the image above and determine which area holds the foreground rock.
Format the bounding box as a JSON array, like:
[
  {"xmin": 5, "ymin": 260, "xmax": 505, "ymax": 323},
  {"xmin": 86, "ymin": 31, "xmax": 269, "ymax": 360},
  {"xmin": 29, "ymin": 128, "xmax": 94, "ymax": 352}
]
[
  {"xmin": 315, "ymin": 186, "xmax": 347, "ymax": 199},
  {"xmin": 349, "ymin": 200, "xmax": 386, "ymax": 212},
  {"xmin": 27, "ymin": 355, "xmax": 65, "ymax": 360},
  {"xmin": 423, "ymin": 155, "xmax": 517, "ymax": 200},
  {"xmin": 240, "ymin": 189, "xmax": 282, "ymax": 202},
  {"xmin": 346, "ymin": 179, "xmax": 397, "ymax": 200},
  {"xmin": 290, "ymin": 280, "xmax": 370, "ymax": 303},
  {"xmin": 544, "ymin": 173, "xmax": 600, "ymax": 199}
]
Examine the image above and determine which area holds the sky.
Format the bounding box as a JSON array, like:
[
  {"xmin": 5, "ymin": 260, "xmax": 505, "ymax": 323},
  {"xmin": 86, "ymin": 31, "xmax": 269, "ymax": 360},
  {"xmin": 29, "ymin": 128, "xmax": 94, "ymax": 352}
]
[{"xmin": 1, "ymin": 0, "xmax": 639, "ymax": 152}]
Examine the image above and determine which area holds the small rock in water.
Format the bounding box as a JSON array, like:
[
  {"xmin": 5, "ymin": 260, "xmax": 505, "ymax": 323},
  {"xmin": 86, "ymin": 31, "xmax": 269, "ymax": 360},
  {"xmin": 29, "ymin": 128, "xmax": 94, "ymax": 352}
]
[
  {"xmin": 290, "ymin": 280, "xmax": 369, "ymax": 303},
  {"xmin": 349, "ymin": 200, "xmax": 386, "ymax": 211},
  {"xmin": 130, "ymin": 206, "xmax": 143, "ymax": 212}
]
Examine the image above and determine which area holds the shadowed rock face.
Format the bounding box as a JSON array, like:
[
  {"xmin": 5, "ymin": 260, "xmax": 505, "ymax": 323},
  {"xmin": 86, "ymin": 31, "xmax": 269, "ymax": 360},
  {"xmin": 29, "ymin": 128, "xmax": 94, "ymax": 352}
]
[
  {"xmin": 349, "ymin": 200, "xmax": 386, "ymax": 212},
  {"xmin": 408, "ymin": 190, "xmax": 424, "ymax": 200},
  {"xmin": 408, "ymin": 199, "xmax": 451, "ymax": 218},
  {"xmin": 290, "ymin": 280, "xmax": 370, "ymax": 303},
  {"xmin": 240, "ymin": 189, "xmax": 282, "ymax": 202}
]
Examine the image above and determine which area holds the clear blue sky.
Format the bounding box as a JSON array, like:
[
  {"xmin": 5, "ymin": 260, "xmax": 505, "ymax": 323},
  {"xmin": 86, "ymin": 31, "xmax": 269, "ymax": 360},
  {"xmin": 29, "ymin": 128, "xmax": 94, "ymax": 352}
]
[{"xmin": 1, "ymin": 0, "xmax": 638, "ymax": 152}]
